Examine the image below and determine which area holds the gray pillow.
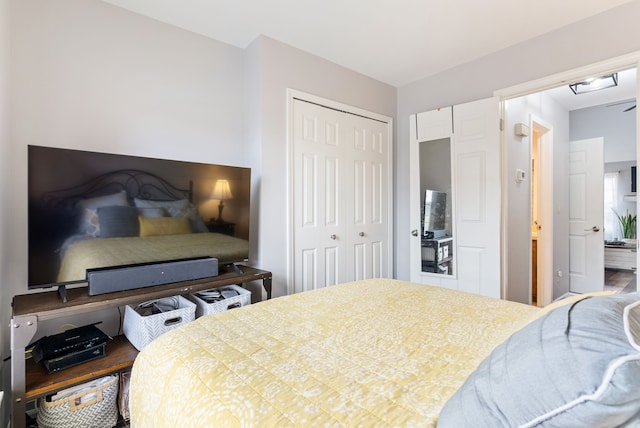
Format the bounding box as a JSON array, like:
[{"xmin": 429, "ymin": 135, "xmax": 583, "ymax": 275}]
[
  {"xmin": 137, "ymin": 207, "xmax": 166, "ymax": 218},
  {"xmin": 77, "ymin": 190, "xmax": 128, "ymax": 209},
  {"xmin": 98, "ymin": 206, "xmax": 139, "ymax": 238},
  {"xmin": 437, "ymin": 294, "xmax": 640, "ymax": 428},
  {"xmin": 133, "ymin": 198, "xmax": 189, "ymax": 210}
]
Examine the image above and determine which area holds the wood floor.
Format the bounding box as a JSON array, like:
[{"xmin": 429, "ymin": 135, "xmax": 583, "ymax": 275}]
[{"xmin": 604, "ymin": 269, "xmax": 637, "ymax": 294}]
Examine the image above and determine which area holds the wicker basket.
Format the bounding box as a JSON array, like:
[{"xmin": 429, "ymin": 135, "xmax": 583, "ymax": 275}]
[
  {"xmin": 123, "ymin": 295, "xmax": 195, "ymax": 351},
  {"xmin": 189, "ymin": 285, "xmax": 251, "ymax": 317},
  {"xmin": 36, "ymin": 375, "xmax": 119, "ymax": 428}
]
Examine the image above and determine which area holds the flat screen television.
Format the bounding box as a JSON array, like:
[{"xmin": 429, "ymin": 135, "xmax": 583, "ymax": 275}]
[
  {"xmin": 422, "ymin": 189, "xmax": 447, "ymax": 239},
  {"xmin": 28, "ymin": 145, "xmax": 251, "ymax": 291}
]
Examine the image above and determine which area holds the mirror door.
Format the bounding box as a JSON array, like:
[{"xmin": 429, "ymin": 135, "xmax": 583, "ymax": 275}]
[{"xmin": 409, "ymin": 107, "xmax": 456, "ymax": 283}]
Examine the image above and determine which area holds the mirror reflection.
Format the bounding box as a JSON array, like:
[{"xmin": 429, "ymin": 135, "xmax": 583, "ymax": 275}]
[{"xmin": 419, "ymin": 138, "xmax": 454, "ymax": 276}]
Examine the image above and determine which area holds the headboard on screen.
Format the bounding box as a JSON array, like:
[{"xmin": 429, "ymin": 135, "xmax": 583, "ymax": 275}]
[{"xmin": 28, "ymin": 145, "xmax": 251, "ymax": 291}]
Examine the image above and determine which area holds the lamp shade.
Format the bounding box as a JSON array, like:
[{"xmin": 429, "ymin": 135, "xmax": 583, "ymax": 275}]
[{"xmin": 211, "ymin": 179, "xmax": 233, "ymax": 200}]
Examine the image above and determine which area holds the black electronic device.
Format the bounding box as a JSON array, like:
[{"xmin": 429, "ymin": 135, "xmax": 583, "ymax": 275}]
[
  {"xmin": 86, "ymin": 256, "xmax": 219, "ymax": 296},
  {"xmin": 42, "ymin": 342, "xmax": 107, "ymax": 373},
  {"xmin": 31, "ymin": 323, "xmax": 111, "ymax": 365}
]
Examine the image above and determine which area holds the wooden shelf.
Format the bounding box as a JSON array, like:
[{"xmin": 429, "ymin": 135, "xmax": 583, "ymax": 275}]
[
  {"xmin": 11, "ymin": 264, "xmax": 272, "ymax": 428},
  {"xmin": 13, "ymin": 265, "xmax": 272, "ymax": 321},
  {"xmin": 25, "ymin": 335, "xmax": 137, "ymax": 400}
]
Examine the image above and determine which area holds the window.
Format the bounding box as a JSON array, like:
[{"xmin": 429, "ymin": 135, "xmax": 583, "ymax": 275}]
[{"xmin": 604, "ymin": 172, "xmax": 619, "ymax": 241}]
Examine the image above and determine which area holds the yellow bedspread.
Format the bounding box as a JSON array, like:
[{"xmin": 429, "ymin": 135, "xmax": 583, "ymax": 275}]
[
  {"xmin": 57, "ymin": 233, "xmax": 248, "ymax": 282},
  {"xmin": 129, "ymin": 279, "xmax": 541, "ymax": 427}
]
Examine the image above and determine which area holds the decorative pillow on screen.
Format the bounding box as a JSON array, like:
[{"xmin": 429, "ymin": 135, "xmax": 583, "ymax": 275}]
[
  {"xmin": 98, "ymin": 206, "xmax": 140, "ymax": 238},
  {"xmin": 138, "ymin": 217, "xmax": 192, "ymax": 237},
  {"xmin": 78, "ymin": 208, "xmax": 101, "ymax": 238},
  {"xmin": 133, "ymin": 198, "xmax": 189, "ymax": 210},
  {"xmin": 76, "ymin": 190, "xmax": 130, "ymax": 236},
  {"xmin": 137, "ymin": 207, "xmax": 166, "ymax": 218},
  {"xmin": 165, "ymin": 204, "xmax": 209, "ymax": 233},
  {"xmin": 437, "ymin": 294, "xmax": 640, "ymax": 428},
  {"xmin": 77, "ymin": 190, "xmax": 128, "ymax": 209}
]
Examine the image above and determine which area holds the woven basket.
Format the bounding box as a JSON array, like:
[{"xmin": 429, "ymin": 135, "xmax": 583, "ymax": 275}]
[
  {"xmin": 123, "ymin": 295, "xmax": 196, "ymax": 351},
  {"xmin": 36, "ymin": 375, "xmax": 119, "ymax": 428},
  {"xmin": 189, "ymin": 285, "xmax": 251, "ymax": 317}
]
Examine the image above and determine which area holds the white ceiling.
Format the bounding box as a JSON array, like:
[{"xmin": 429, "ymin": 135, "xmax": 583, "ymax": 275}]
[
  {"xmin": 543, "ymin": 67, "xmax": 637, "ymax": 112},
  {"xmin": 100, "ymin": 0, "xmax": 631, "ymax": 87}
]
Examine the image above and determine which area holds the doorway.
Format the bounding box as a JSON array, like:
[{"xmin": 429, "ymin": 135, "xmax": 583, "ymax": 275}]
[
  {"xmin": 499, "ymin": 54, "xmax": 639, "ymax": 306},
  {"xmin": 531, "ymin": 119, "xmax": 553, "ymax": 306}
]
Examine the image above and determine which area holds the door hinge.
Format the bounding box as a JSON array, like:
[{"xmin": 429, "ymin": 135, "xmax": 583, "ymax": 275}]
[{"xmin": 499, "ymin": 118, "xmax": 504, "ymax": 131}]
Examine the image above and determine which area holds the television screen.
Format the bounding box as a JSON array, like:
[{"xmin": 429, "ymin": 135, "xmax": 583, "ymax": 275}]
[
  {"xmin": 28, "ymin": 145, "xmax": 251, "ymax": 290},
  {"xmin": 422, "ymin": 189, "xmax": 447, "ymax": 236}
]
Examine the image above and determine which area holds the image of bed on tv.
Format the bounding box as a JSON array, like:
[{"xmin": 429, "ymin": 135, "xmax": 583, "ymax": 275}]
[{"xmin": 28, "ymin": 145, "xmax": 251, "ymax": 290}]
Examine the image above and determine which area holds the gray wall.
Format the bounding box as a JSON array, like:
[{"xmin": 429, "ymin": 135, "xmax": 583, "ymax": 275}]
[
  {"xmin": 1, "ymin": 3, "xmax": 396, "ymax": 420},
  {"xmin": 0, "ymin": 0, "xmax": 8, "ymax": 422},
  {"xmin": 395, "ymin": 0, "xmax": 640, "ymax": 283},
  {"xmin": 570, "ymin": 102, "xmax": 637, "ymax": 163}
]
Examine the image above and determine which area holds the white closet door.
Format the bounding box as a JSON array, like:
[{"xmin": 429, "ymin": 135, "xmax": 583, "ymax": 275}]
[
  {"xmin": 345, "ymin": 114, "xmax": 390, "ymax": 280},
  {"xmin": 292, "ymin": 100, "xmax": 346, "ymax": 293},
  {"xmin": 292, "ymin": 98, "xmax": 392, "ymax": 293},
  {"xmin": 453, "ymin": 97, "xmax": 502, "ymax": 298}
]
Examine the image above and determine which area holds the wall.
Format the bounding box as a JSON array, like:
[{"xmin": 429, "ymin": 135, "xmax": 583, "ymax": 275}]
[
  {"xmin": 250, "ymin": 35, "xmax": 396, "ymax": 297},
  {"xmin": 0, "ymin": 0, "xmax": 8, "ymax": 421},
  {"xmin": 570, "ymin": 102, "xmax": 636, "ymax": 163},
  {"xmin": 504, "ymin": 93, "xmax": 570, "ymax": 303},
  {"xmin": 2, "ymin": 4, "xmax": 396, "ymax": 421},
  {"xmin": 4, "ymin": 0, "xmax": 246, "ymax": 421},
  {"xmin": 396, "ymin": 0, "xmax": 640, "ymax": 284}
]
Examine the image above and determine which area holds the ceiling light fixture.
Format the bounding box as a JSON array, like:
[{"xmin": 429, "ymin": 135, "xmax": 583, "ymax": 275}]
[{"xmin": 569, "ymin": 73, "xmax": 618, "ymax": 95}]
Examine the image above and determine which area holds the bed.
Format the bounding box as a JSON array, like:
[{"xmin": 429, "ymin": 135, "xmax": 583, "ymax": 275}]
[
  {"xmin": 129, "ymin": 278, "xmax": 639, "ymax": 427},
  {"xmin": 57, "ymin": 232, "xmax": 248, "ymax": 282},
  {"xmin": 29, "ymin": 169, "xmax": 249, "ymax": 285}
]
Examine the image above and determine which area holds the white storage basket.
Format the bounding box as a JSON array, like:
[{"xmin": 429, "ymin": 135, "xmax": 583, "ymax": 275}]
[
  {"xmin": 36, "ymin": 375, "xmax": 119, "ymax": 428},
  {"xmin": 123, "ymin": 295, "xmax": 195, "ymax": 351},
  {"xmin": 189, "ymin": 285, "xmax": 251, "ymax": 317}
]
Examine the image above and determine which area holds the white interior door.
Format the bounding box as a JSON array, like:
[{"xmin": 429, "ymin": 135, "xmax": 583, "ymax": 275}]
[
  {"xmin": 569, "ymin": 138, "xmax": 604, "ymax": 294},
  {"xmin": 410, "ymin": 98, "xmax": 501, "ymax": 298},
  {"xmin": 453, "ymin": 97, "xmax": 502, "ymax": 298},
  {"xmin": 292, "ymin": 100, "xmax": 346, "ymax": 293},
  {"xmin": 345, "ymin": 114, "xmax": 390, "ymax": 280},
  {"xmin": 291, "ymin": 97, "xmax": 392, "ymax": 294}
]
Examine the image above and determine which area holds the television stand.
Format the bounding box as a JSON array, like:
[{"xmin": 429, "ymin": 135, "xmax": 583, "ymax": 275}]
[
  {"xmin": 57, "ymin": 285, "xmax": 67, "ymax": 303},
  {"xmin": 227, "ymin": 262, "xmax": 243, "ymax": 274},
  {"xmin": 10, "ymin": 265, "xmax": 272, "ymax": 428}
]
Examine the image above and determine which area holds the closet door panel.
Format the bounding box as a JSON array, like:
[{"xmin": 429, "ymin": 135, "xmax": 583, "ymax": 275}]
[
  {"xmin": 292, "ymin": 96, "xmax": 392, "ymax": 294},
  {"xmin": 345, "ymin": 114, "xmax": 390, "ymax": 281},
  {"xmin": 293, "ymin": 100, "xmax": 346, "ymax": 293}
]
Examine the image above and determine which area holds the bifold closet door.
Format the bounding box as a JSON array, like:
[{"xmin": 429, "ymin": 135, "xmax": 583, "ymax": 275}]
[{"xmin": 292, "ymin": 99, "xmax": 391, "ymax": 294}]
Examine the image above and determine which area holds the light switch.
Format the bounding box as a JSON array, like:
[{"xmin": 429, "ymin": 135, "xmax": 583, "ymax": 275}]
[{"xmin": 516, "ymin": 169, "xmax": 525, "ymax": 183}]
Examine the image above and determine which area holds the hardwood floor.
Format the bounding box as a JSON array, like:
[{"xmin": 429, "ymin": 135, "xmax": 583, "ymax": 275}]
[{"xmin": 604, "ymin": 269, "xmax": 637, "ymax": 294}]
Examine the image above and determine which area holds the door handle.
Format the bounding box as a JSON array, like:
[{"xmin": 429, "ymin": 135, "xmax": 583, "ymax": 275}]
[
  {"xmin": 411, "ymin": 229, "xmax": 419, "ymax": 236},
  {"xmin": 359, "ymin": 232, "xmax": 365, "ymax": 237},
  {"xmin": 330, "ymin": 234, "xmax": 337, "ymax": 240},
  {"xmin": 584, "ymin": 226, "xmax": 600, "ymax": 232}
]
